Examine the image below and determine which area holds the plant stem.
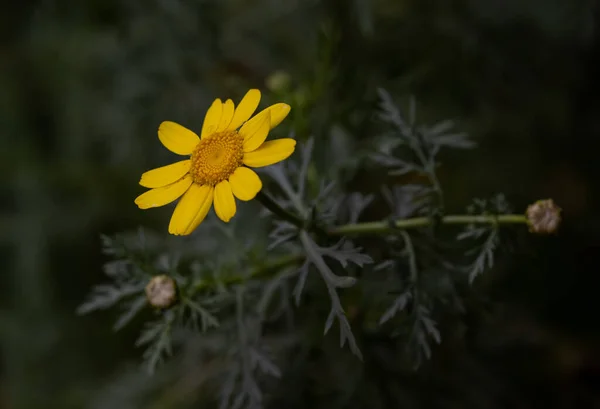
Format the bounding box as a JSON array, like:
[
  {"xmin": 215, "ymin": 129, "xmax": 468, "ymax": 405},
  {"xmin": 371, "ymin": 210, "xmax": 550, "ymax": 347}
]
[
  {"xmin": 255, "ymin": 190, "xmax": 328, "ymax": 237},
  {"xmin": 255, "ymin": 191, "xmax": 306, "ymax": 229},
  {"xmin": 255, "ymin": 190, "xmax": 527, "ymax": 237},
  {"xmin": 327, "ymin": 214, "xmax": 527, "ymax": 237}
]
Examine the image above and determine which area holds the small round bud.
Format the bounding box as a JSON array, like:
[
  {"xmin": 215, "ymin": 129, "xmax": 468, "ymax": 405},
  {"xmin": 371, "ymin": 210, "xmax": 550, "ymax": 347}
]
[
  {"xmin": 526, "ymin": 199, "xmax": 562, "ymax": 234},
  {"xmin": 265, "ymin": 71, "xmax": 291, "ymax": 93},
  {"xmin": 145, "ymin": 275, "xmax": 177, "ymax": 308}
]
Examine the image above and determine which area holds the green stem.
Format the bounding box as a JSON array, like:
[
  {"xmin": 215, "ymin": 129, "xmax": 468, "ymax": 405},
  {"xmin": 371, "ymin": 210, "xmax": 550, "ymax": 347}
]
[
  {"xmin": 255, "ymin": 189, "xmax": 527, "ymax": 238},
  {"xmin": 255, "ymin": 190, "xmax": 328, "ymax": 237},
  {"xmin": 255, "ymin": 191, "xmax": 306, "ymax": 229},
  {"xmin": 328, "ymin": 214, "xmax": 527, "ymax": 237}
]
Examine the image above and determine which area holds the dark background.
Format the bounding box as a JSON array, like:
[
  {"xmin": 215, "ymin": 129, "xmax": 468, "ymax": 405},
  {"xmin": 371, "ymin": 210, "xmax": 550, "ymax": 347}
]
[{"xmin": 1, "ymin": 0, "xmax": 599, "ymax": 408}]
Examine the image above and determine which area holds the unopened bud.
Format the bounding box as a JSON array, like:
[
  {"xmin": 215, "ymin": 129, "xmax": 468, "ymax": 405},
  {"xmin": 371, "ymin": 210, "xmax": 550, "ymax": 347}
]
[
  {"xmin": 526, "ymin": 199, "xmax": 562, "ymax": 234},
  {"xmin": 145, "ymin": 275, "xmax": 177, "ymax": 308}
]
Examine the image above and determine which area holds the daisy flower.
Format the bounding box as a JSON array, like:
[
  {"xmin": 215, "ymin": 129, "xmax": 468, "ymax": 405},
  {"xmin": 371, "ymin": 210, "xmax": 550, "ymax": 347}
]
[{"xmin": 135, "ymin": 89, "xmax": 295, "ymax": 236}]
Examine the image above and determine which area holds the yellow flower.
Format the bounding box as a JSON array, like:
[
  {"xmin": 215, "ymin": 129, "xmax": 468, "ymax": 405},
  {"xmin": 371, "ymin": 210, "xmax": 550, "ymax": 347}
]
[{"xmin": 135, "ymin": 89, "xmax": 296, "ymax": 236}]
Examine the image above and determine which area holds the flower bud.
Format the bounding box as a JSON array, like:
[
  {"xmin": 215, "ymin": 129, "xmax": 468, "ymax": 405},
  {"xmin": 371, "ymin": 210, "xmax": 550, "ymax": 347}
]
[
  {"xmin": 145, "ymin": 275, "xmax": 177, "ymax": 308},
  {"xmin": 526, "ymin": 199, "xmax": 562, "ymax": 234}
]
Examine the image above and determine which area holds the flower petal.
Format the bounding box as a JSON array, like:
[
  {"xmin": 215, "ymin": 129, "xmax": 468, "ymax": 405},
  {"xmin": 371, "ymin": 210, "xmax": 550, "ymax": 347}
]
[
  {"xmin": 213, "ymin": 180, "xmax": 236, "ymax": 222},
  {"xmin": 158, "ymin": 122, "xmax": 200, "ymax": 155},
  {"xmin": 201, "ymin": 98, "xmax": 223, "ymax": 139},
  {"xmin": 216, "ymin": 99, "xmax": 235, "ymax": 131},
  {"xmin": 134, "ymin": 175, "xmax": 193, "ymax": 209},
  {"xmin": 241, "ymin": 103, "xmax": 290, "ymax": 135},
  {"xmin": 229, "ymin": 167, "xmax": 262, "ymax": 201},
  {"xmin": 243, "ymin": 139, "xmax": 297, "ymax": 168},
  {"xmin": 168, "ymin": 183, "xmax": 214, "ymax": 235},
  {"xmin": 139, "ymin": 160, "xmax": 191, "ymax": 188},
  {"xmin": 228, "ymin": 89, "xmax": 261, "ymax": 130},
  {"xmin": 240, "ymin": 111, "xmax": 271, "ymax": 152}
]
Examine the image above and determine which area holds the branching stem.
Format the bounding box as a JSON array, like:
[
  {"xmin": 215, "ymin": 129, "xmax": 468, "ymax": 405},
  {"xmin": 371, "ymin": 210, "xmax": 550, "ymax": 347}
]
[
  {"xmin": 255, "ymin": 190, "xmax": 328, "ymax": 237},
  {"xmin": 255, "ymin": 191, "xmax": 305, "ymax": 229},
  {"xmin": 257, "ymin": 189, "xmax": 528, "ymax": 238}
]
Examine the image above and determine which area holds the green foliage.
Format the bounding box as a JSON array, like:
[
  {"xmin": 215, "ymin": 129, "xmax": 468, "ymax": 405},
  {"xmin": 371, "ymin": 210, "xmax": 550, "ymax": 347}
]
[
  {"xmin": 457, "ymin": 195, "xmax": 513, "ymax": 283},
  {"xmin": 78, "ymin": 87, "xmax": 529, "ymax": 408}
]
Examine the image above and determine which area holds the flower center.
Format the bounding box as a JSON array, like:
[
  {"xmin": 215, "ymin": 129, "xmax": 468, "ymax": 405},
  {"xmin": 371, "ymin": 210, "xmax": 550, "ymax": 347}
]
[{"xmin": 189, "ymin": 131, "xmax": 244, "ymax": 186}]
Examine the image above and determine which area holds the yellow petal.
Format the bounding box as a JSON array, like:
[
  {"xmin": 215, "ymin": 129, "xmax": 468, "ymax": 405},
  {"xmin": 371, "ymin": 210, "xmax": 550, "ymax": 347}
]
[
  {"xmin": 134, "ymin": 175, "xmax": 193, "ymax": 209},
  {"xmin": 240, "ymin": 111, "xmax": 271, "ymax": 153},
  {"xmin": 139, "ymin": 160, "xmax": 191, "ymax": 188},
  {"xmin": 213, "ymin": 180, "xmax": 236, "ymax": 222},
  {"xmin": 243, "ymin": 139, "xmax": 297, "ymax": 168},
  {"xmin": 266, "ymin": 103, "xmax": 291, "ymax": 129},
  {"xmin": 229, "ymin": 167, "xmax": 262, "ymax": 201},
  {"xmin": 216, "ymin": 99, "xmax": 235, "ymax": 131},
  {"xmin": 228, "ymin": 89, "xmax": 261, "ymax": 130},
  {"xmin": 240, "ymin": 103, "xmax": 291, "ymax": 135},
  {"xmin": 168, "ymin": 183, "xmax": 214, "ymax": 235},
  {"xmin": 201, "ymin": 98, "xmax": 223, "ymax": 139},
  {"xmin": 158, "ymin": 122, "xmax": 200, "ymax": 155}
]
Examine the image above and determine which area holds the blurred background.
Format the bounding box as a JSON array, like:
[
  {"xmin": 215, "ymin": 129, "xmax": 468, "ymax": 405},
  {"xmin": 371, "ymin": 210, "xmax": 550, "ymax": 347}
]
[{"xmin": 1, "ymin": 0, "xmax": 600, "ymax": 408}]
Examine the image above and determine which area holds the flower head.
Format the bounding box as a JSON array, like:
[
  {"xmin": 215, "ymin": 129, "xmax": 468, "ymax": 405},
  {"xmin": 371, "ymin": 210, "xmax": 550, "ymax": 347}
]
[
  {"xmin": 526, "ymin": 198, "xmax": 562, "ymax": 234},
  {"xmin": 135, "ymin": 89, "xmax": 295, "ymax": 235},
  {"xmin": 145, "ymin": 275, "xmax": 177, "ymax": 308}
]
